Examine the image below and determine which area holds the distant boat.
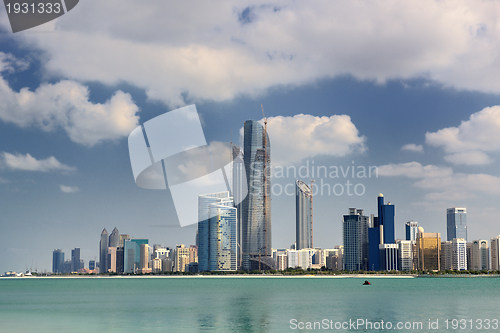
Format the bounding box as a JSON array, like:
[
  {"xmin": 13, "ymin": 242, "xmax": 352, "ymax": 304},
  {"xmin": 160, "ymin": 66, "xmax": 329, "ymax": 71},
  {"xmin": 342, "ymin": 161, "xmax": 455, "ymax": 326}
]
[{"xmin": 363, "ymin": 280, "xmax": 371, "ymax": 285}]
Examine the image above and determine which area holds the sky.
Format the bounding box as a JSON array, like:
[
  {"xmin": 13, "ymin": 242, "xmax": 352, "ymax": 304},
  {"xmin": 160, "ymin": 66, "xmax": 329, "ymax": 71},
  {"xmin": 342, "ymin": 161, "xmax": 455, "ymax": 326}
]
[{"xmin": 1, "ymin": 0, "xmax": 500, "ymax": 274}]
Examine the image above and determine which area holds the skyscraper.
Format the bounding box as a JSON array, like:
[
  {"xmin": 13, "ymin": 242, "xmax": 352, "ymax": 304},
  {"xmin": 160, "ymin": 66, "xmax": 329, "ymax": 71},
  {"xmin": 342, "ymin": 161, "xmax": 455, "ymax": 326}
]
[
  {"xmin": 99, "ymin": 228, "xmax": 108, "ymax": 273},
  {"xmin": 71, "ymin": 248, "xmax": 81, "ymax": 272},
  {"xmin": 405, "ymin": 221, "xmax": 418, "ymax": 241},
  {"xmin": 417, "ymin": 232, "xmax": 441, "ymax": 271},
  {"xmin": 197, "ymin": 191, "xmax": 237, "ymax": 271},
  {"xmin": 109, "ymin": 227, "xmax": 119, "ymax": 248},
  {"xmin": 451, "ymin": 238, "xmax": 467, "ymax": 271},
  {"xmin": 470, "ymin": 240, "xmax": 489, "ymax": 271},
  {"xmin": 447, "ymin": 207, "xmax": 467, "ymax": 241},
  {"xmin": 296, "ymin": 180, "xmax": 312, "ymax": 250},
  {"xmin": 490, "ymin": 236, "xmax": 500, "ymax": 271},
  {"xmin": 232, "ymin": 145, "xmax": 246, "ymax": 269},
  {"xmin": 52, "ymin": 249, "xmax": 64, "ymax": 274},
  {"xmin": 368, "ymin": 193, "xmax": 395, "ymax": 270},
  {"xmin": 343, "ymin": 208, "xmax": 369, "ymax": 271},
  {"xmin": 242, "ymin": 120, "xmax": 271, "ymax": 270}
]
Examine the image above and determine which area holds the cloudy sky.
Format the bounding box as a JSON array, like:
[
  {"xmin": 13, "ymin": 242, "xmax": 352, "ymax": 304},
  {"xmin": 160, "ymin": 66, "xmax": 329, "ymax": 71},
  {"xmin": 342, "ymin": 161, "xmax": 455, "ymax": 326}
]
[{"xmin": 2, "ymin": 0, "xmax": 500, "ymax": 273}]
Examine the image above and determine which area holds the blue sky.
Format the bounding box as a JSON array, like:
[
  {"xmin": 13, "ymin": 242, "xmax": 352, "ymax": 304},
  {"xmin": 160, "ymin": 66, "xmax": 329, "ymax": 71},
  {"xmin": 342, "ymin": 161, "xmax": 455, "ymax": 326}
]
[{"xmin": 1, "ymin": 1, "xmax": 500, "ymax": 274}]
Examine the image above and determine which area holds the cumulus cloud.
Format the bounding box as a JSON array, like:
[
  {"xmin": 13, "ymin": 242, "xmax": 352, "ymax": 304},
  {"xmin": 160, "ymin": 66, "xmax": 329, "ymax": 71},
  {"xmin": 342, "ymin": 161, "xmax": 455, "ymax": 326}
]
[
  {"xmin": 59, "ymin": 185, "xmax": 80, "ymax": 193},
  {"xmin": 426, "ymin": 106, "xmax": 500, "ymax": 165},
  {"xmin": 3, "ymin": 1, "xmax": 500, "ymax": 106},
  {"xmin": 250, "ymin": 114, "xmax": 366, "ymax": 165},
  {"xmin": 378, "ymin": 162, "xmax": 453, "ymax": 178},
  {"xmin": 401, "ymin": 144, "xmax": 424, "ymax": 152},
  {"xmin": 0, "ymin": 53, "xmax": 140, "ymax": 146},
  {"xmin": 1, "ymin": 152, "xmax": 76, "ymax": 172}
]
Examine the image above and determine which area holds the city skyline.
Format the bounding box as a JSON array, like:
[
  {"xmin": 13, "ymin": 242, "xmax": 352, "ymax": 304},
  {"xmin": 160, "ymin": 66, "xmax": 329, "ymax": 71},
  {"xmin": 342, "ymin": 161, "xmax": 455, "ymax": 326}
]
[{"xmin": 3, "ymin": 2, "xmax": 500, "ymax": 274}]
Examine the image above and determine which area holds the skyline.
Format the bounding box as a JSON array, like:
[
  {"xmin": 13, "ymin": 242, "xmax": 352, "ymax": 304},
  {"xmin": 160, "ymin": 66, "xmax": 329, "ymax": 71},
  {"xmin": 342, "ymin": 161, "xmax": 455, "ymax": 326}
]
[{"xmin": 2, "ymin": 1, "xmax": 500, "ymax": 274}]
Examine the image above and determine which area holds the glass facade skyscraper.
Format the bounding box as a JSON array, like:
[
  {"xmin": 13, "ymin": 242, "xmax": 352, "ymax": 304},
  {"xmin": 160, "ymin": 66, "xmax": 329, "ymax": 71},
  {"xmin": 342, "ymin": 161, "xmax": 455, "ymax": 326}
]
[
  {"xmin": 231, "ymin": 145, "xmax": 246, "ymax": 269},
  {"xmin": 52, "ymin": 249, "xmax": 64, "ymax": 273},
  {"xmin": 242, "ymin": 120, "xmax": 271, "ymax": 270},
  {"xmin": 343, "ymin": 208, "xmax": 369, "ymax": 271},
  {"xmin": 406, "ymin": 221, "xmax": 418, "ymax": 241},
  {"xmin": 447, "ymin": 207, "xmax": 467, "ymax": 241},
  {"xmin": 99, "ymin": 228, "xmax": 108, "ymax": 273},
  {"xmin": 296, "ymin": 180, "xmax": 312, "ymax": 250}
]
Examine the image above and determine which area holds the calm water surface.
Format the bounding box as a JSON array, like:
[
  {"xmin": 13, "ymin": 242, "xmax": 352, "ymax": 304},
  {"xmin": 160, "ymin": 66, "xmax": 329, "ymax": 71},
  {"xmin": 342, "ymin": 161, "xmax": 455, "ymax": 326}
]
[{"xmin": 0, "ymin": 276, "xmax": 499, "ymax": 332}]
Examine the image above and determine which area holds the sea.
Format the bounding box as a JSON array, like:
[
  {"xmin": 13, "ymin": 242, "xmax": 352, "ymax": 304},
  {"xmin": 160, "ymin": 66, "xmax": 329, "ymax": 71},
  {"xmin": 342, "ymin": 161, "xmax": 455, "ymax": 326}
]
[{"xmin": 0, "ymin": 276, "xmax": 499, "ymax": 332}]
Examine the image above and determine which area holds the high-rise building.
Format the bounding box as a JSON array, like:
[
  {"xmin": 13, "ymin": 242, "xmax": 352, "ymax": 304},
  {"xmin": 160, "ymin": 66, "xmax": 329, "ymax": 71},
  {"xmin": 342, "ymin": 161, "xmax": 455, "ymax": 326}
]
[
  {"xmin": 71, "ymin": 248, "xmax": 81, "ymax": 272},
  {"xmin": 119, "ymin": 234, "xmax": 130, "ymax": 248},
  {"xmin": 296, "ymin": 180, "xmax": 312, "ymax": 250},
  {"xmin": 490, "ymin": 236, "xmax": 500, "ymax": 271},
  {"xmin": 406, "ymin": 221, "xmax": 419, "ymax": 241},
  {"xmin": 417, "ymin": 232, "xmax": 441, "ymax": 271},
  {"xmin": 447, "ymin": 207, "xmax": 467, "ymax": 241},
  {"xmin": 89, "ymin": 260, "xmax": 96, "ymax": 271},
  {"xmin": 379, "ymin": 244, "xmax": 399, "ymax": 271},
  {"xmin": 116, "ymin": 247, "xmax": 124, "ymax": 273},
  {"xmin": 232, "ymin": 145, "xmax": 246, "ymax": 269},
  {"xmin": 242, "ymin": 119, "xmax": 271, "ymax": 270},
  {"xmin": 107, "ymin": 247, "xmax": 117, "ymax": 273},
  {"xmin": 368, "ymin": 194, "xmax": 395, "ymax": 271},
  {"xmin": 123, "ymin": 238, "xmax": 149, "ymax": 273},
  {"xmin": 139, "ymin": 244, "xmax": 151, "ymax": 273},
  {"xmin": 343, "ymin": 208, "xmax": 369, "ymax": 271},
  {"xmin": 470, "ymin": 240, "xmax": 489, "ymax": 271},
  {"xmin": 209, "ymin": 204, "xmax": 237, "ymax": 271},
  {"xmin": 99, "ymin": 228, "xmax": 108, "ymax": 273},
  {"xmin": 397, "ymin": 240, "xmax": 413, "ymax": 271},
  {"xmin": 174, "ymin": 244, "xmax": 190, "ymax": 272},
  {"xmin": 109, "ymin": 227, "xmax": 119, "ymax": 248},
  {"xmin": 451, "ymin": 238, "xmax": 467, "ymax": 270},
  {"xmin": 287, "ymin": 250, "xmax": 299, "ymax": 268},
  {"xmin": 52, "ymin": 249, "xmax": 64, "ymax": 274},
  {"xmin": 441, "ymin": 240, "xmax": 452, "ymax": 270}
]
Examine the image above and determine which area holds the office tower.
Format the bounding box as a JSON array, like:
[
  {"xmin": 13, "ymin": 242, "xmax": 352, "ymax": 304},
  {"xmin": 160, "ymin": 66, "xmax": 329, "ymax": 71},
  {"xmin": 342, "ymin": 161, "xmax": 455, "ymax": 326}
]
[
  {"xmin": 470, "ymin": 240, "xmax": 489, "ymax": 271},
  {"xmin": 139, "ymin": 244, "xmax": 151, "ymax": 273},
  {"xmin": 406, "ymin": 221, "xmax": 418, "ymax": 241},
  {"xmin": 174, "ymin": 245, "xmax": 190, "ymax": 272},
  {"xmin": 89, "ymin": 260, "xmax": 96, "ymax": 271},
  {"xmin": 490, "ymin": 236, "xmax": 500, "ymax": 270},
  {"xmin": 343, "ymin": 208, "xmax": 369, "ymax": 271},
  {"xmin": 296, "ymin": 180, "xmax": 312, "ymax": 250},
  {"xmin": 451, "ymin": 238, "xmax": 467, "ymax": 270},
  {"xmin": 297, "ymin": 249, "xmax": 314, "ymax": 270},
  {"xmin": 62, "ymin": 260, "xmax": 72, "ymax": 273},
  {"xmin": 162, "ymin": 258, "xmax": 173, "ymax": 272},
  {"xmin": 209, "ymin": 203, "xmax": 237, "ymax": 271},
  {"xmin": 447, "ymin": 207, "xmax": 467, "ymax": 241},
  {"xmin": 287, "ymin": 250, "xmax": 299, "ymax": 268},
  {"xmin": 379, "ymin": 244, "xmax": 399, "ymax": 271},
  {"xmin": 441, "ymin": 241, "xmax": 452, "ymax": 270},
  {"xmin": 116, "ymin": 247, "xmax": 124, "ymax": 273},
  {"xmin": 189, "ymin": 245, "xmax": 198, "ymax": 265},
  {"xmin": 109, "ymin": 227, "xmax": 119, "ymax": 248},
  {"xmin": 119, "ymin": 234, "xmax": 130, "ymax": 248},
  {"xmin": 52, "ymin": 249, "xmax": 64, "ymax": 274},
  {"xmin": 417, "ymin": 232, "xmax": 441, "ymax": 271},
  {"xmin": 232, "ymin": 145, "xmax": 246, "ymax": 269},
  {"xmin": 71, "ymin": 248, "xmax": 81, "ymax": 272},
  {"xmin": 397, "ymin": 240, "xmax": 413, "ymax": 271},
  {"xmin": 123, "ymin": 238, "xmax": 149, "ymax": 273},
  {"xmin": 242, "ymin": 119, "xmax": 271, "ymax": 270},
  {"xmin": 368, "ymin": 194, "xmax": 395, "ymax": 271},
  {"xmin": 198, "ymin": 191, "xmax": 233, "ymax": 271},
  {"xmin": 99, "ymin": 228, "xmax": 108, "ymax": 273},
  {"xmin": 107, "ymin": 247, "xmax": 117, "ymax": 273}
]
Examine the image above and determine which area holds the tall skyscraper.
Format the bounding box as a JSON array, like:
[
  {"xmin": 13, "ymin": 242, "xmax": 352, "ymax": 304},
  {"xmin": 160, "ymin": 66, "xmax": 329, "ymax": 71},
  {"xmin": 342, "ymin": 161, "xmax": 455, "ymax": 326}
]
[
  {"xmin": 241, "ymin": 119, "xmax": 271, "ymax": 270},
  {"xmin": 368, "ymin": 193, "xmax": 395, "ymax": 270},
  {"xmin": 197, "ymin": 192, "xmax": 237, "ymax": 271},
  {"xmin": 296, "ymin": 180, "xmax": 312, "ymax": 250},
  {"xmin": 417, "ymin": 232, "xmax": 441, "ymax": 271},
  {"xmin": 109, "ymin": 227, "xmax": 119, "ymax": 248},
  {"xmin": 447, "ymin": 207, "xmax": 467, "ymax": 241},
  {"xmin": 52, "ymin": 249, "xmax": 64, "ymax": 274},
  {"xmin": 405, "ymin": 221, "xmax": 419, "ymax": 241},
  {"xmin": 99, "ymin": 228, "xmax": 108, "ymax": 273},
  {"xmin": 343, "ymin": 208, "xmax": 369, "ymax": 271},
  {"xmin": 71, "ymin": 248, "xmax": 81, "ymax": 272},
  {"xmin": 232, "ymin": 145, "xmax": 246, "ymax": 269}
]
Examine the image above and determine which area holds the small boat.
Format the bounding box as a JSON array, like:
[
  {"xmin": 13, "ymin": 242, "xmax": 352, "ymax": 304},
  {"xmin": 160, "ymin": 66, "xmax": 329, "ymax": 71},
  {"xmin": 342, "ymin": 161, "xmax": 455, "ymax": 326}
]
[{"xmin": 363, "ymin": 280, "xmax": 371, "ymax": 285}]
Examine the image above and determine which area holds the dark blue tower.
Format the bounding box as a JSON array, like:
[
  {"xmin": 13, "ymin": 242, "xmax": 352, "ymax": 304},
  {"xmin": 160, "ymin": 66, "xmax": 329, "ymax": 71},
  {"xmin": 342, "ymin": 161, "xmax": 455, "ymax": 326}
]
[{"xmin": 368, "ymin": 193, "xmax": 395, "ymax": 271}]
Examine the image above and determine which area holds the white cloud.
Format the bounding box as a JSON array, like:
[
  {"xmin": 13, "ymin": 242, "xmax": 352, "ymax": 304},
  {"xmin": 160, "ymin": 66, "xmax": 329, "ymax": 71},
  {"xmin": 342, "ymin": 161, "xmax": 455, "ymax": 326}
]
[
  {"xmin": 378, "ymin": 162, "xmax": 453, "ymax": 178},
  {"xmin": 426, "ymin": 106, "xmax": 500, "ymax": 165},
  {"xmin": 401, "ymin": 143, "xmax": 423, "ymax": 152},
  {"xmin": 59, "ymin": 185, "xmax": 80, "ymax": 193},
  {"xmin": 413, "ymin": 173, "xmax": 500, "ymax": 195},
  {"xmin": 1, "ymin": 152, "xmax": 76, "ymax": 172},
  {"xmin": 249, "ymin": 114, "xmax": 366, "ymax": 165},
  {"xmin": 4, "ymin": 1, "xmax": 500, "ymax": 106},
  {"xmin": 0, "ymin": 53, "xmax": 140, "ymax": 146},
  {"xmin": 0, "ymin": 177, "xmax": 10, "ymax": 184}
]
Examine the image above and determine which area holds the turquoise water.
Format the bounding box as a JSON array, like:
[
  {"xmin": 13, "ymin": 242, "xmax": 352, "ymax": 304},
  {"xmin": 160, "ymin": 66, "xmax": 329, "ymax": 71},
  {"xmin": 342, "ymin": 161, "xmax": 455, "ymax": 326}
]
[{"xmin": 0, "ymin": 276, "xmax": 499, "ymax": 332}]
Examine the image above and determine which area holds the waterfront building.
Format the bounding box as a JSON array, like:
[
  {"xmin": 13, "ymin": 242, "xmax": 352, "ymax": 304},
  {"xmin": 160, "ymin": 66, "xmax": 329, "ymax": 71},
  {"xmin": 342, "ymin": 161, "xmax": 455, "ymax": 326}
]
[
  {"xmin": 242, "ymin": 119, "xmax": 271, "ymax": 270},
  {"xmin": 107, "ymin": 247, "xmax": 117, "ymax": 273},
  {"xmin": 368, "ymin": 194, "xmax": 395, "ymax": 271},
  {"xmin": 441, "ymin": 241, "xmax": 452, "ymax": 270},
  {"xmin": 232, "ymin": 145, "xmax": 246, "ymax": 269},
  {"xmin": 119, "ymin": 234, "xmax": 130, "ymax": 248},
  {"xmin": 470, "ymin": 240, "xmax": 489, "ymax": 271},
  {"xmin": 296, "ymin": 180, "xmax": 312, "ymax": 250},
  {"xmin": 276, "ymin": 254, "xmax": 287, "ymax": 271},
  {"xmin": 405, "ymin": 221, "xmax": 418, "ymax": 241},
  {"xmin": 287, "ymin": 250, "xmax": 299, "ymax": 268},
  {"xmin": 71, "ymin": 248, "xmax": 81, "ymax": 272},
  {"xmin": 109, "ymin": 227, "xmax": 119, "ymax": 248},
  {"xmin": 152, "ymin": 258, "xmax": 162, "ymax": 273},
  {"xmin": 451, "ymin": 238, "xmax": 467, "ymax": 270},
  {"xmin": 379, "ymin": 244, "xmax": 399, "ymax": 271},
  {"xmin": 297, "ymin": 248, "xmax": 314, "ymax": 270},
  {"xmin": 139, "ymin": 244, "xmax": 151, "ymax": 273},
  {"xmin": 397, "ymin": 240, "xmax": 412, "ymax": 271},
  {"xmin": 417, "ymin": 232, "xmax": 441, "ymax": 271},
  {"xmin": 62, "ymin": 259, "xmax": 72, "ymax": 273},
  {"xmin": 89, "ymin": 260, "xmax": 96, "ymax": 271},
  {"xmin": 447, "ymin": 207, "xmax": 467, "ymax": 241},
  {"xmin": 99, "ymin": 228, "xmax": 108, "ymax": 273},
  {"xmin": 162, "ymin": 258, "xmax": 173, "ymax": 272},
  {"xmin": 490, "ymin": 236, "xmax": 500, "ymax": 270},
  {"xmin": 116, "ymin": 247, "xmax": 124, "ymax": 273},
  {"xmin": 343, "ymin": 208, "xmax": 369, "ymax": 271},
  {"xmin": 52, "ymin": 249, "xmax": 64, "ymax": 274},
  {"xmin": 174, "ymin": 244, "xmax": 190, "ymax": 272}
]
